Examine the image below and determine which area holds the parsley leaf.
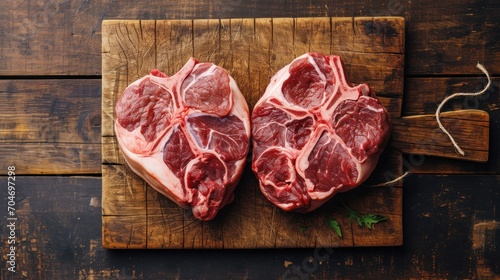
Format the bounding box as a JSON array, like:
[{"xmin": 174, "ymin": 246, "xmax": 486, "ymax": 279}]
[
  {"xmin": 342, "ymin": 201, "xmax": 387, "ymax": 229},
  {"xmin": 327, "ymin": 219, "xmax": 342, "ymax": 238},
  {"xmin": 360, "ymin": 214, "xmax": 387, "ymax": 229},
  {"xmin": 299, "ymin": 225, "xmax": 311, "ymax": 234}
]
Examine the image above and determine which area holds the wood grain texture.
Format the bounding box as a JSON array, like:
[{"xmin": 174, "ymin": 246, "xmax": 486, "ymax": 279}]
[
  {"xmin": 0, "ymin": 143, "xmax": 101, "ymax": 175},
  {"xmin": 0, "ymin": 76, "xmax": 494, "ymax": 175},
  {"xmin": 0, "ymin": 0, "xmax": 498, "ymax": 278},
  {"xmin": 0, "ymin": 0, "xmax": 101, "ymax": 75},
  {"xmin": 0, "ymin": 0, "xmax": 497, "ymax": 76},
  {"xmin": 405, "ymin": 0, "xmax": 499, "ymax": 76},
  {"xmin": 101, "ymin": 17, "xmax": 405, "ymax": 249},
  {"xmin": 391, "ymin": 110, "xmax": 489, "ymax": 162},
  {"xmin": 1, "ymin": 175, "xmax": 498, "ymax": 279},
  {"xmin": 403, "ymin": 77, "xmax": 500, "ymax": 116},
  {"xmin": 402, "ymin": 77, "xmax": 499, "ymax": 174},
  {"xmin": 0, "ymin": 79, "xmax": 101, "ymax": 174}
]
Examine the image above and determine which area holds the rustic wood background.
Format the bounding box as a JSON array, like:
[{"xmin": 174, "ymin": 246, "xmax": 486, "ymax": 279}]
[{"xmin": 0, "ymin": 0, "xmax": 499, "ymax": 279}]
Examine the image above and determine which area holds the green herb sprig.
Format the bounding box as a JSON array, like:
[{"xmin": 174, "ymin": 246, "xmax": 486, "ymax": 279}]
[{"xmin": 325, "ymin": 200, "xmax": 388, "ymax": 237}]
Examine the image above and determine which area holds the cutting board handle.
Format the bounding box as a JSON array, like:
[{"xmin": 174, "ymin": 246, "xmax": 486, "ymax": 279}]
[{"xmin": 390, "ymin": 109, "xmax": 489, "ymax": 162}]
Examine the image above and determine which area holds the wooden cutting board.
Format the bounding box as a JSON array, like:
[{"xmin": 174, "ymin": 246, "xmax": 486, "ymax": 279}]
[{"xmin": 101, "ymin": 17, "xmax": 488, "ymax": 249}]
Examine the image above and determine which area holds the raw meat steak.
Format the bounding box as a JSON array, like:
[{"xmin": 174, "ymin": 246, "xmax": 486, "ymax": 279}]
[
  {"xmin": 115, "ymin": 58, "xmax": 250, "ymax": 221},
  {"xmin": 251, "ymin": 52, "xmax": 391, "ymax": 212}
]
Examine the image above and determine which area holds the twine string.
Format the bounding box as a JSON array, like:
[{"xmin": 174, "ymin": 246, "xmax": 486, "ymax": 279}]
[
  {"xmin": 366, "ymin": 62, "xmax": 491, "ymax": 187},
  {"xmin": 365, "ymin": 171, "xmax": 410, "ymax": 187},
  {"xmin": 435, "ymin": 62, "xmax": 491, "ymax": 156}
]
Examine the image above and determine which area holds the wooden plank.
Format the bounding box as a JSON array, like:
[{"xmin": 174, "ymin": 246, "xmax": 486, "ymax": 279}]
[
  {"xmin": 229, "ymin": 18, "xmax": 255, "ymax": 105},
  {"xmin": 0, "ymin": 77, "xmax": 491, "ymax": 175},
  {"xmin": 101, "ymin": 164, "xmax": 147, "ymax": 216},
  {"xmin": 102, "ymin": 17, "xmax": 404, "ymax": 249},
  {"xmin": 0, "ymin": 0, "xmax": 101, "ymax": 76},
  {"xmin": 156, "ymin": 20, "xmax": 194, "ymax": 75},
  {"xmin": 102, "ymin": 163, "xmax": 148, "ymax": 249},
  {"xmin": 0, "ymin": 0, "xmax": 498, "ymax": 76},
  {"xmin": 102, "ymin": 215, "xmax": 147, "ymax": 249},
  {"xmin": 0, "ymin": 80, "xmax": 101, "ymax": 143},
  {"xmin": 391, "ymin": 110, "xmax": 489, "ymax": 162},
  {"xmin": 146, "ymin": 191, "xmax": 187, "ymax": 249},
  {"xmin": 352, "ymin": 17, "xmax": 405, "ymax": 54},
  {"xmin": 403, "ymin": 77, "xmax": 499, "ymax": 116},
  {"xmin": 0, "ymin": 143, "xmax": 100, "ymax": 175},
  {"xmin": 2, "ymin": 175, "xmax": 499, "ymax": 278},
  {"xmin": 402, "ymin": 77, "xmax": 499, "ymax": 174},
  {"xmin": 294, "ymin": 17, "xmax": 331, "ymax": 55},
  {"xmin": 0, "ymin": 176, "xmax": 103, "ymax": 278},
  {"xmin": 0, "ymin": 79, "xmax": 102, "ymax": 174},
  {"xmin": 406, "ymin": 0, "xmax": 499, "ymax": 75},
  {"xmin": 193, "ymin": 19, "xmax": 220, "ymax": 62}
]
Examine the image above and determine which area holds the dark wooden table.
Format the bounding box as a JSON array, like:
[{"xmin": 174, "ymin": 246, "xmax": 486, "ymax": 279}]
[{"xmin": 1, "ymin": 0, "xmax": 498, "ymax": 279}]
